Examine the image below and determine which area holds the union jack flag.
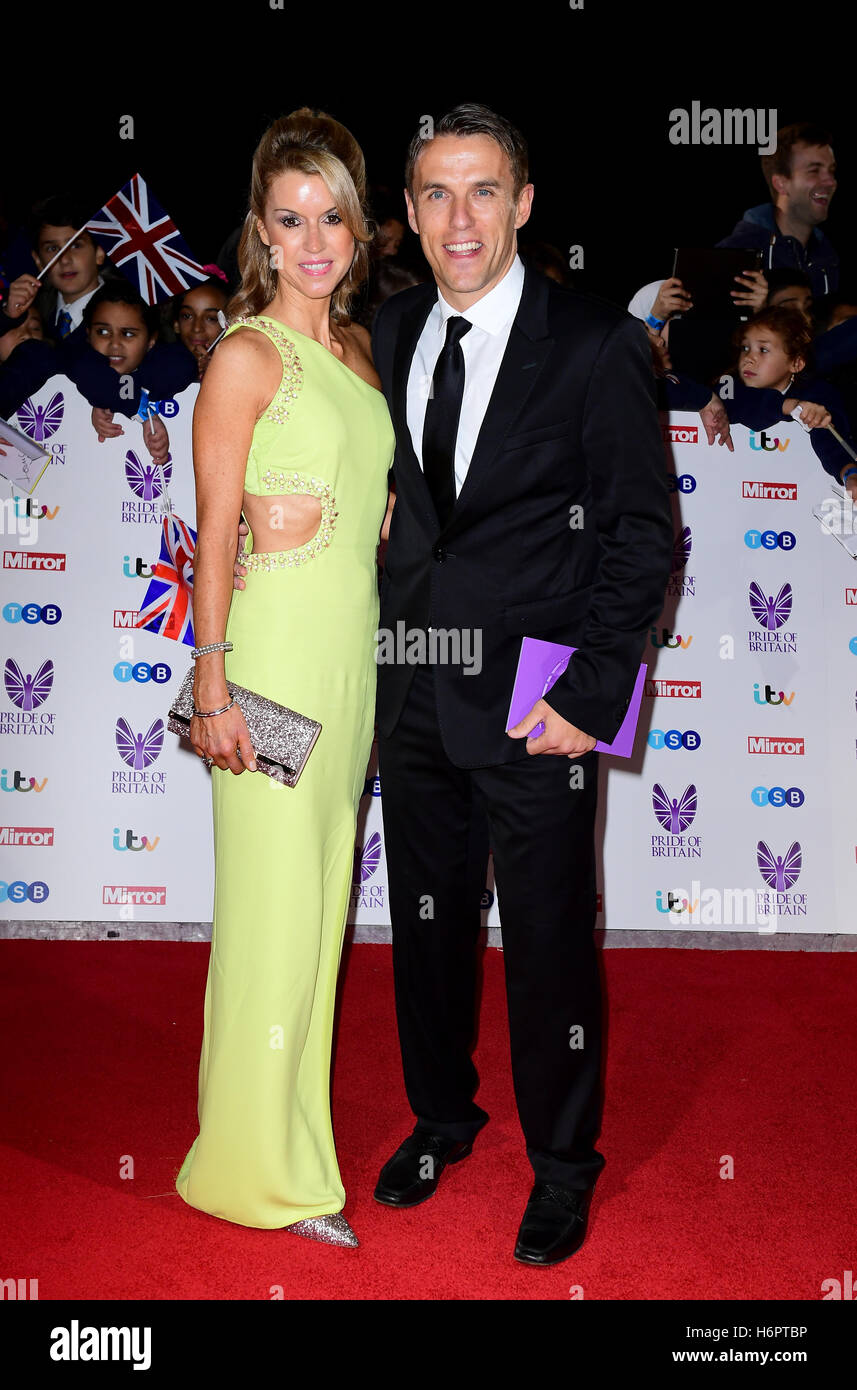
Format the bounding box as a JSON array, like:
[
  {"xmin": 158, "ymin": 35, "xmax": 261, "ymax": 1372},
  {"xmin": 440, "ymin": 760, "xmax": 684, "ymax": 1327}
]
[
  {"xmin": 135, "ymin": 512, "xmax": 197, "ymax": 645},
  {"xmin": 86, "ymin": 173, "xmax": 208, "ymax": 305}
]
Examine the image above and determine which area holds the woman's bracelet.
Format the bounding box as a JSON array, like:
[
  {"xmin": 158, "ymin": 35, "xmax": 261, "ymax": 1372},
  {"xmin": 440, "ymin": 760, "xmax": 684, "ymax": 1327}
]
[
  {"xmin": 191, "ymin": 641, "xmax": 233, "ymax": 659},
  {"xmin": 841, "ymin": 465, "xmax": 857, "ymax": 484},
  {"xmin": 645, "ymin": 311, "xmax": 666, "ymax": 331},
  {"xmin": 193, "ymin": 698, "xmax": 235, "ymax": 718}
]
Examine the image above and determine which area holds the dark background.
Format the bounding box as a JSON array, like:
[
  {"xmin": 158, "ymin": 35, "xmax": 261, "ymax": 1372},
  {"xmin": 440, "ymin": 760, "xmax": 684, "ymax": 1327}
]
[{"xmin": 4, "ymin": 2, "xmax": 854, "ymax": 311}]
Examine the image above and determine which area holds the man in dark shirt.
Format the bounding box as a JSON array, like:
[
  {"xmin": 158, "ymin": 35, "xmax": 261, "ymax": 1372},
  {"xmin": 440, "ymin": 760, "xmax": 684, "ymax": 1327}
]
[{"xmin": 717, "ymin": 122, "xmax": 839, "ymax": 299}]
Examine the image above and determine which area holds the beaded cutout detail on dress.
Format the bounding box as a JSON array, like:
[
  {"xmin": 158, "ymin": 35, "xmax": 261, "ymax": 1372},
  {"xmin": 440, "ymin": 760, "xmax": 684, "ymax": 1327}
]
[
  {"xmin": 242, "ymin": 471, "xmax": 339, "ymax": 572},
  {"xmin": 231, "ymin": 315, "xmax": 303, "ymax": 423}
]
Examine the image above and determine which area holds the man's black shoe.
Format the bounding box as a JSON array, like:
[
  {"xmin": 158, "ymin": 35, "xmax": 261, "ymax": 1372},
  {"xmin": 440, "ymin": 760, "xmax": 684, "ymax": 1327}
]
[
  {"xmin": 373, "ymin": 1130, "xmax": 473, "ymax": 1207},
  {"xmin": 513, "ymin": 1182, "xmax": 593, "ymax": 1265}
]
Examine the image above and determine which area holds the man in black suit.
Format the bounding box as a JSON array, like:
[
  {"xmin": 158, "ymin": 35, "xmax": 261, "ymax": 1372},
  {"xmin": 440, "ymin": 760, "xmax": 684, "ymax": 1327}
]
[{"xmin": 370, "ymin": 104, "xmax": 674, "ymax": 1264}]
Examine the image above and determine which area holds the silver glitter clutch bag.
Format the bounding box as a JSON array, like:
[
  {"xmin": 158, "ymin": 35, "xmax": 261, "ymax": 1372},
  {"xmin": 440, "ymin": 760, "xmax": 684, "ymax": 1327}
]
[{"xmin": 167, "ymin": 666, "xmax": 322, "ymax": 787}]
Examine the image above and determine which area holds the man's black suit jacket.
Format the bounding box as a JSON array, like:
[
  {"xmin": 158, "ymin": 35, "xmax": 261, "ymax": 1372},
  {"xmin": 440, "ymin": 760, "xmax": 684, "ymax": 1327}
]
[{"xmin": 371, "ymin": 263, "xmax": 674, "ymax": 769}]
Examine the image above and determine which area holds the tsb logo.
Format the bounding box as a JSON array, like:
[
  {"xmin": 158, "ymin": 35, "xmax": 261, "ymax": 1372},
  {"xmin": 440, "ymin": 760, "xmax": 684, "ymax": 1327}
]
[
  {"xmin": 647, "ymin": 729, "xmax": 701, "ymax": 750},
  {"xmin": 667, "ymin": 473, "xmax": 697, "ymax": 493},
  {"xmin": 113, "ymin": 662, "xmax": 172, "ymax": 684},
  {"xmin": 751, "ymin": 786, "xmax": 805, "ymax": 807},
  {"xmin": 744, "ymin": 529, "xmax": 796, "ymax": 550},
  {"xmin": 0, "ymin": 879, "xmax": 49, "ymax": 902},
  {"xmin": 3, "ymin": 602, "xmax": 62, "ymax": 625}
]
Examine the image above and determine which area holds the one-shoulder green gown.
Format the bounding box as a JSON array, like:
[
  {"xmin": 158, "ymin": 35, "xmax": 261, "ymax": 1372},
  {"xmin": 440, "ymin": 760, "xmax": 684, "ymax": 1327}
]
[{"xmin": 175, "ymin": 314, "xmax": 394, "ymax": 1228}]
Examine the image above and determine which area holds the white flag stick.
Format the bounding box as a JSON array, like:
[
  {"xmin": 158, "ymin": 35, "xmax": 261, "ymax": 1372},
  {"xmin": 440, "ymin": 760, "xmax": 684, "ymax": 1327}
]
[
  {"xmin": 205, "ymin": 310, "xmax": 229, "ymax": 354},
  {"xmin": 828, "ymin": 425, "xmax": 857, "ymax": 465}
]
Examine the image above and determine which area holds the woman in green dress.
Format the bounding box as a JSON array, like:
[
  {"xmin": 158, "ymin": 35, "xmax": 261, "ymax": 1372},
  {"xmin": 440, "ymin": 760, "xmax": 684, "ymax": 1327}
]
[{"xmin": 175, "ymin": 109, "xmax": 394, "ymax": 1245}]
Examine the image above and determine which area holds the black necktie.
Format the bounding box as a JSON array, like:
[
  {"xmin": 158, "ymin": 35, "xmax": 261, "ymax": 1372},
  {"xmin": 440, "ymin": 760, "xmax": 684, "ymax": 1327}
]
[{"xmin": 422, "ymin": 314, "xmax": 472, "ymax": 528}]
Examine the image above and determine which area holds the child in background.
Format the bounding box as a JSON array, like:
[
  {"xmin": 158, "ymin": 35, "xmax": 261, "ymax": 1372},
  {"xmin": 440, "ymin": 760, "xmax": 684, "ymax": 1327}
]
[
  {"xmin": 79, "ymin": 281, "xmax": 196, "ymax": 464},
  {"xmin": 765, "ymin": 269, "xmax": 813, "ymax": 319},
  {"xmin": 0, "ymin": 278, "xmax": 196, "ymax": 444},
  {"xmin": 0, "ymin": 197, "xmax": 108, "ymax": 345},
  {"xmin": 726, "ymin": 306, "xmax": 857, "ymax": 498},
  {"xmin": 171, "ymin": 269, "xmax": 229, "ymax": 379}
]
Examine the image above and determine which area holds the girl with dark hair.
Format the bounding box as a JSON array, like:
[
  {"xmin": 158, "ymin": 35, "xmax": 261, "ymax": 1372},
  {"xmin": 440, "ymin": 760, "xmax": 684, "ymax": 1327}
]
[{"xmin": 727, "ymin": 306, "xmax": 857, "ymax": 488}]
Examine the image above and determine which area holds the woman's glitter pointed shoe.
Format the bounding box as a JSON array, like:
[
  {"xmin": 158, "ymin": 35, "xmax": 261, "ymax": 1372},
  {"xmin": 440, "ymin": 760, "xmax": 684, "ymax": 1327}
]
[{"xmin": 285, "ymin": 1213, "xmax": 358, "ymax": 1247}]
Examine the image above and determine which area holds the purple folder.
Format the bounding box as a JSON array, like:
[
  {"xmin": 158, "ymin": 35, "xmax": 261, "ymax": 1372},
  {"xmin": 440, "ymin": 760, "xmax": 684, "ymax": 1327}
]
[{"xmin": 505, "ymin": 637, "xmax": 647, "ymax": 758}]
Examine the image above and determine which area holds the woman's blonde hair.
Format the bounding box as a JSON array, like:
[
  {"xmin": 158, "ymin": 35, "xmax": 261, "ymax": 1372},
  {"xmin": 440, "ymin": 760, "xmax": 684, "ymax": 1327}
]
[{"xmin": 228, "ymin": 107, "xmax": 372, "ymax": 325}]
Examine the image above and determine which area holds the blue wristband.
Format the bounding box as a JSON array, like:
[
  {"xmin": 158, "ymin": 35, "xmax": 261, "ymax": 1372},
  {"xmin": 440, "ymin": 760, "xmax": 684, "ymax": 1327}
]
[
  {"xmin": 841, "ymin": 465, "xmax": 857, "ymax": 483},
  {"xmin": 645, "ymin": 312, "xmax": 665, "ymax": 331}
]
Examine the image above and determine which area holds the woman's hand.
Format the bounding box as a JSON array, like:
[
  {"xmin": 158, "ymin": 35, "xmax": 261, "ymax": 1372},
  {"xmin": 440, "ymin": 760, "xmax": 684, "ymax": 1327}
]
[
  {"xmin": 92, "ymin": 407, "xmax": 124, "ymax": 442},
  {"xmin": 380, "ymin": 489, "xmax": 396, "ymax": 542},
  {"xmin": 190, "ymin": 701, "xmax": 257, "ymax": 774},
  {"xmin": 731, "ymin": 269, "xmax": 768, "ymax": 312},
  {"xmin": 650, "ymin": 277, "xmax": 692, "ymax": 323},
  {"xmin": 233, "ymin": 519, "xmax": 249, "ymax": 591}
]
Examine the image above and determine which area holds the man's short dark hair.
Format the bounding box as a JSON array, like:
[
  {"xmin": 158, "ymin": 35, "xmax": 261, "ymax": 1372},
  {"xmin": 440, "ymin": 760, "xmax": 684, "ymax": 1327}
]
[
  {"xmin": 404, "ymin": 103, "xmax": 529, "ymax": 199},
  {"xmin": 761, "ymin": 123, "xmax": 833, "ymax": 198}
]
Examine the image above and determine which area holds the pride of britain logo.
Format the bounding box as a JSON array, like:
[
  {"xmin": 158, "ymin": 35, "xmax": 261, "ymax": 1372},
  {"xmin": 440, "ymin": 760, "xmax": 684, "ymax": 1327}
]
[
  {"xmin": 755, "ymin": 839, "xmax": 806, "ymax": 918},
  {"xmin": 15, "ymin": 391, "xmax": 67, "ymax": 464},
  {"xmin": 1, "ymin": 658, "xmax": 56, "ymax": 738},
  {"xmin": 112, "ymin": 716, "xmax": 166, "ymax": 795},
  {"xmin": 352, "ymin": 829, "xmax": 385, "ymax": 911},
  {"xmin": 748, "ymin": 580, "xmax": 796, "ymax": 654},
  {"xmin": 122, "ymin": 450, "xmax": 173, "ymax": 525},
  {"xmin": 666, "ymin": 526, "xmax": 694, "ymax": 599},
  {"xmin": 650, "ymin": 782, "xmax": 701, "ymax": 858}
]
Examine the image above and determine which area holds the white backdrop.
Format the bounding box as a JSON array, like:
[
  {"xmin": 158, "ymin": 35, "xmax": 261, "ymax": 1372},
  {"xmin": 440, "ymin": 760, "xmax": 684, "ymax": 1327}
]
[{"xmin": 1, "ymin": 376, "xmax": 854, "ymax": 934}]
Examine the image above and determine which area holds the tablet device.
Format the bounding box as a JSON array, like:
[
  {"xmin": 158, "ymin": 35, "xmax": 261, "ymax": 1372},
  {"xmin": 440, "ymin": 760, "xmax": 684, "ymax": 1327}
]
[{"xmin": 672, "ymin": 246, "xmax": 764, "ymax": 318}]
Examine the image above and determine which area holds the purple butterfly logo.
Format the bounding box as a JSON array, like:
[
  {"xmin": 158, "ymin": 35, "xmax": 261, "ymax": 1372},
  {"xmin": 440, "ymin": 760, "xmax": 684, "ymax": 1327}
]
[
  {"xmin": 749, "ymin": 581, "xmax": 792, "ymax": 631},
  {"xmin": 15, "ymin": 390, "xmax": 64, "ymax": 443},
  {"xmin": 115, "ymin": 717, "xmax": 164, "ymax": 770},
  {"xmin": 652, "ymin": 782, "xmax": 697, "ymax": 833},
  {"xmin": 757, "ymin": 840, "xmax": 802, "ymax": 891},
  {"xmin": 355, "ymin": 830, "xmax": 382, "ymax": 883},
  {"xmin": 124, "ymin": 449, "xmax": 172, "ymax": 501},
  {"xmin": 4, "ymin": 657, "xmax": 54, "ymax": 710},
  {"xmin": 671, "ymin": 526, "xmax": 692, "ymax": 574}
]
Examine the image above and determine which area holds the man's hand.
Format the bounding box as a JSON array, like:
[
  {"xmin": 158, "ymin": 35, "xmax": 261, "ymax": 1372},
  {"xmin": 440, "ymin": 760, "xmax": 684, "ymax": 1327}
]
[
  {"xmin": 730, "ymin": 269, "xmax": 768, "ymax": 312},
  {"xmin": 699, "ymin": 393, "xmax": 734, "ymax": 450},
  {"xmin": 233, "ymin": 519, "xmax": 249, "ymax": 590},
  {"xmin": 507, "ymin": 698, "xmax": 597, "ymax": 756},
  {"xmin": 91, "ymin": 407, "xmax": 124, "ymax": 442}
]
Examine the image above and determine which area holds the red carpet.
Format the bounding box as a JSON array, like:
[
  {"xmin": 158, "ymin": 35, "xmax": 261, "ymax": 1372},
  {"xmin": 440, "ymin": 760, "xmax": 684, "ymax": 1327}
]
[{"xmin": 1, "ymin": 940, "xmax": 854, "ymax": 1300}]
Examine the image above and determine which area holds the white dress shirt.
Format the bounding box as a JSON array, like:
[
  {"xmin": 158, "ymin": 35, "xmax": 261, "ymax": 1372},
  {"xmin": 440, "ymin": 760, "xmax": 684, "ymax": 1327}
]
[
  {"xmin": 56, "ymin": 275, "xmax": 104, "ymax": 334},
  {"xmin": 406, "ymin": 254, "xmax": 525, "ymax": 498}
]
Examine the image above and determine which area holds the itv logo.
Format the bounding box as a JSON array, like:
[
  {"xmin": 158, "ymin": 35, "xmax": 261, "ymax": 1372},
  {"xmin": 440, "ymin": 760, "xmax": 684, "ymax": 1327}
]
[{"xmin": 749, "ymin": 431, "xmax": 790, "ymax": 452}]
